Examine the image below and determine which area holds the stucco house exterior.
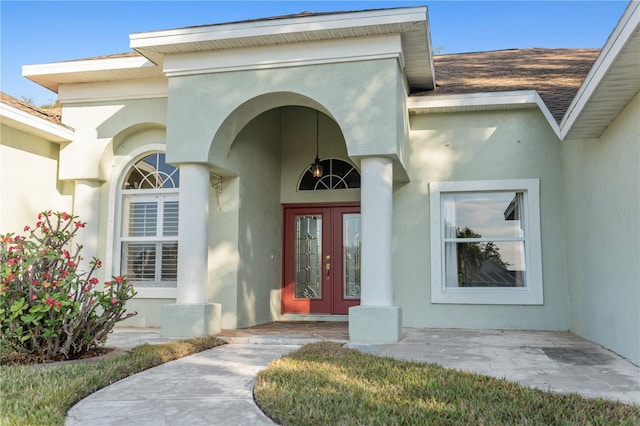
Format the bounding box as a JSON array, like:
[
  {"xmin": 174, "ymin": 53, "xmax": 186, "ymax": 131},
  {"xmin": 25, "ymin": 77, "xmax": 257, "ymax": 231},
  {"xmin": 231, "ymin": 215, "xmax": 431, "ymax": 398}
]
[{"xmin": 1, "ymin": 4, "xmax": 638, "ymax": 364}]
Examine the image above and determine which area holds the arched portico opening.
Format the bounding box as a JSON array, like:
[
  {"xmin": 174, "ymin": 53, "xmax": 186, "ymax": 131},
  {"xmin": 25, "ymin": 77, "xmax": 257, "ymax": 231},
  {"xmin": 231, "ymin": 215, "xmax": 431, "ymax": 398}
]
[{"xmin": 207, "ymin": 94, "xmax": 361, "ymax": 327}]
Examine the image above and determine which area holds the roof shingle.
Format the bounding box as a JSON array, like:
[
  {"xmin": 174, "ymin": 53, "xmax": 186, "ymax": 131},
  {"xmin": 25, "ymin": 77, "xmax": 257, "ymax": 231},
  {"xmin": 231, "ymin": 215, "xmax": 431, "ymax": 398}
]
[
  {"xmin": 0, "ymin": 92, "xmax": 62, "ymax": 125},
  {"xmin": 416, "ymin": 48, "xmax": 601, "ymax": 122}
]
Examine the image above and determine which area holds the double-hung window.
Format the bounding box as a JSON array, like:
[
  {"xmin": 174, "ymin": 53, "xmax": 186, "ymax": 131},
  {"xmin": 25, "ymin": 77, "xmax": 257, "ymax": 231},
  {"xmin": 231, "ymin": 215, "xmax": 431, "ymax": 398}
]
[{"xmin": 429, "ymin": 179, "xmax": 543, "ymax": 304}]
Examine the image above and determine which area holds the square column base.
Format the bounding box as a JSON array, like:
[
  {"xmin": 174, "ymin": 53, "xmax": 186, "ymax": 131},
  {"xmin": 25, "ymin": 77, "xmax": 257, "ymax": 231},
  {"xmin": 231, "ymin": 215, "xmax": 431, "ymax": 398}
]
[
  {"xmin": 161, "ymin": 303, "xmax": 221, "ymax": 338},
  {"xmin": 348, "ymin": 305, "xmax": 402, "ymax": 343}
]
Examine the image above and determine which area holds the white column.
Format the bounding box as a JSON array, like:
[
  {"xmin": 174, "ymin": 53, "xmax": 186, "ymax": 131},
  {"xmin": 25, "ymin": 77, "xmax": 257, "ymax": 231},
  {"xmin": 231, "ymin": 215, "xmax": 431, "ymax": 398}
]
[
  {"xmin": 349, "ymin": 156, "xmax": 401, "ymax": 343},
  {"xmin": 360, "ymin": 157, "xmax": 393, "ymax": 306},
  {"xmin": 73, "ymin": 179, "xmax": 101, "ymax": 271},
  {"xmin": 176, "ymin": 163, "xmax": 209, "ymax": 304}
]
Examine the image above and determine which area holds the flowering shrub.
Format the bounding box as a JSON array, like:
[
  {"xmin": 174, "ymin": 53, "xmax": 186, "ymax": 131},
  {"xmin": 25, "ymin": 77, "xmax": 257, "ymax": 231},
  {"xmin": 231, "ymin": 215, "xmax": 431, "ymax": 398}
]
[{"xmin": 0, "ymin": 211, "xmax": 137, "ymax": 361}]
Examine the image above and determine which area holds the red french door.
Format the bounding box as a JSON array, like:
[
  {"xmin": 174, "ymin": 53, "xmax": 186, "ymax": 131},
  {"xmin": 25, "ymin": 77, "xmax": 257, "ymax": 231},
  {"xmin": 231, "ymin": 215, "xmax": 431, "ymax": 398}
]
[{"xmin": 282, "ymin": 204, "xmax": 361, "ymax": 314}]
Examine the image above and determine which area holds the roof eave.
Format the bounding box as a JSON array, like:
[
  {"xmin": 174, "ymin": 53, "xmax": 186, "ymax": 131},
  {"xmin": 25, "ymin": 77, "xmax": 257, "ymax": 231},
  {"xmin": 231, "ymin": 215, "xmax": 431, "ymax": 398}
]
[
  {"xmin": 131, "ymin": 6, "xmax": 435, "ymax": 91},
  {"xmin": 560, "ymin": 1, "xmax": 640, "ymax": 140},
  {"xmin": 0, "ymin": 103, "xmax": 74, "ymax": 143},
  {"xmin": 22, "ymin": 56, "xmax": 162, "ymax": 93}
]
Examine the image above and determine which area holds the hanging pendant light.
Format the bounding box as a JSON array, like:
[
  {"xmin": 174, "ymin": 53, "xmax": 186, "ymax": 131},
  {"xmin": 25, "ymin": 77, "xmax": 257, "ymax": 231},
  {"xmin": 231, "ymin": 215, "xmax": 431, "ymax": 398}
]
[{"xmin": 310, "ymin": 110, "xmax": 323, "ymax": 178}]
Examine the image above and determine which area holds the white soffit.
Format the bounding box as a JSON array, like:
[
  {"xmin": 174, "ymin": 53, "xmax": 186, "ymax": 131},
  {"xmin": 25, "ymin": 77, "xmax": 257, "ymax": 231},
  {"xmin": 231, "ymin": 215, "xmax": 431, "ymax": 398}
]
[
  {"xmin": 0, "ymin": 103, "xmax": 73, "ymax": 143},
  {"xmin": 131, "ymin": 7, "xmax": 434, "ymax": 90},
  {"xmin": 23, "ymin": 56, "xmax": 165, "ymax": 93},
  {"xmin": 561, "ymin": 1, "xmax": 640, "ymax": 140}
]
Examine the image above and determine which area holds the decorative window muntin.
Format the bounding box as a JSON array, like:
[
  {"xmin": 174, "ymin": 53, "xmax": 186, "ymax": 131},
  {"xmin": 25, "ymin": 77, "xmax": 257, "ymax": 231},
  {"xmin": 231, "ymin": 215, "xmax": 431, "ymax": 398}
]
[
  {"xmin": 298, "ymin": 158, "xmax": 360, "ymax": 191},
  {"xmin": 430, "ymin": 179, "xmax": 543, "ymax": 305},
  {"xmin": 119, "ymin": 153, "xmax": 180, "ymax": 287},
  {"xmin": 122, "ymin": 153, "xmax": 179, "ymax": 190}
]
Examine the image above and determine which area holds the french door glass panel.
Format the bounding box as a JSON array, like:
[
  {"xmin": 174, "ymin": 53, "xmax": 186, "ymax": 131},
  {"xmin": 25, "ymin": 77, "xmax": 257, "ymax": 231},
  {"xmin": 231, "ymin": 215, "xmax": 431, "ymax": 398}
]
[
  {"xmin": 294, "ymin": 215, "xmax": 322, "ymax": 299},
  {"xmin": 342, "ymin": 213, "xmax": 361, "ymax": 299}
]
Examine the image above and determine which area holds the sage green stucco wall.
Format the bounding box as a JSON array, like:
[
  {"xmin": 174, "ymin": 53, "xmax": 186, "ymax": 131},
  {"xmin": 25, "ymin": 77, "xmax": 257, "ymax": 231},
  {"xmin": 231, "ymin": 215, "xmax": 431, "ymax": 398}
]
[
  {"xmin": 165, "ymin": 59, "xmax": 406, "ymax": 171},
  {"xmin": 562, "ymin": 93, "xmax": 640, "ymax": 365},
  {"xmin": 0, "ymin": 125, "xmax": 73, "ymax": 233},
  {"xmin": 397, "ymin": 109, "xmax": 569, "ymax": 330},
  {"xmin": 224, "ymin": 109, "xmax": 282, "ymax": 328}
]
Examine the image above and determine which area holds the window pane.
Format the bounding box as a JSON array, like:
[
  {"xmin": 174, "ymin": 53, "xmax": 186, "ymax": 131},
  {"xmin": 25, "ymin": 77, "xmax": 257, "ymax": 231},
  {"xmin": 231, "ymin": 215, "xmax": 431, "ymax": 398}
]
[
  {"xmin": 343, "ymin": 214, "xmax": 361, "ymax": 299},
  {"xmin": 445, "ymin": 241, "xmax": 526, "ymax": 288},
  {"xmin": 163, "ymin": 201, "xmax": 179, "ymax": 236},
  {"xmin": 294, "ymin": 215, "xmax": 322, "ymax": 299},
  {"xmin": 128, "ymin": 202, "xmax": 158, "ymax": 237},
  {"xmin": 443, "ymin": 192, "xmax": 524, "ymax": 239},
  {"xmin": 122, "ymin": 242, "xmax": 156, "ymax": 282},
  {"xmin": 161, "ymin": 243, "xmax": 178, "ymax": 282}
]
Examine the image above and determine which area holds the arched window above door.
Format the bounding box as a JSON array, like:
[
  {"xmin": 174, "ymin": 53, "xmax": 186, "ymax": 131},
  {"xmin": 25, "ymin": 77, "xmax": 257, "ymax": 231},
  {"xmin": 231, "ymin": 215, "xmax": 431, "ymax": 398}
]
[{"xmin": 298, "ymin": 158, "xmax": 360, "ymax": 191}]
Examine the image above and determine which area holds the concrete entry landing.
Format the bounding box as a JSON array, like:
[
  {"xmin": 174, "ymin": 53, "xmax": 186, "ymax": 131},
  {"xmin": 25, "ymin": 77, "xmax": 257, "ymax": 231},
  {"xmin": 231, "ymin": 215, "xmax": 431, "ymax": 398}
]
[
  {"xmin": 218, "ymin": 322, "xmax": 639, "ymax": 405},
  {"xmin": 217, "ymin": 320, "xmax": 349, "ymax": 344}
]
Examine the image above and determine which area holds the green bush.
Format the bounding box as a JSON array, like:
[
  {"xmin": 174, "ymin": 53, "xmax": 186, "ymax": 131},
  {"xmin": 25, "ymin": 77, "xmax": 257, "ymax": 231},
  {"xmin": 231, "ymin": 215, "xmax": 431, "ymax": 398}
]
[{"xmin": 0, "ymin": 211, "xmax": 137, "ymax": 361}]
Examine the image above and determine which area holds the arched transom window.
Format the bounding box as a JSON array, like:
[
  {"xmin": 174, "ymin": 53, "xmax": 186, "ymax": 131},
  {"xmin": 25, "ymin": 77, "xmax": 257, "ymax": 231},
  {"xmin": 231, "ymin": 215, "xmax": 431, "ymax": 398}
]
[
  {"xmin": 298, "ymin": 158, "xmax": 361, "ymax": 191},
  {"xmin": 119, "ymin": 153, "xmax": 180, "ymax": 287}
]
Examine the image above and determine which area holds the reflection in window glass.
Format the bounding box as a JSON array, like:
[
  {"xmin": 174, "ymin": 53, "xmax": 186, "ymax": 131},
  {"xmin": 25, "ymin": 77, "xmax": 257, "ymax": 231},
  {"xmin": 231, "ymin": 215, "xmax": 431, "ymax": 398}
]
[{"xmin": 443, "ymin": 192, "xmax": 526, "ymax": 288}]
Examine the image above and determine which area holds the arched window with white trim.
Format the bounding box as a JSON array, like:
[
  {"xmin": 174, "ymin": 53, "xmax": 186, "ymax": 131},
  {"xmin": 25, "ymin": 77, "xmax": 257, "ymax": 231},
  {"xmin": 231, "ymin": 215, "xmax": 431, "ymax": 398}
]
[
  {"xmin": 119, "ymin": 153, "xmax": 180, "ymax": 287},
  {"xmin": 298, "ymin": 158, "xmax": 360, "ymax": 191}
]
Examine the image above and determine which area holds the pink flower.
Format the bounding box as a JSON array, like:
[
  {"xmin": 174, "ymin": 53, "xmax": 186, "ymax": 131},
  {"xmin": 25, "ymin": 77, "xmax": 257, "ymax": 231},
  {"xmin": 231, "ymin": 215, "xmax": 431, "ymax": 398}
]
[
  {"xmin": 67, "ymin": 261, "xmax": 75, "ymax": 268},
  {"xmin": 115, "ymin": 276, "xmax": 123, "ymax": 284},
  {"xmin": 111, "ymin": 298, "xmax": 118, "ymax": 304},
  {"xmin": 95, "ymin": 260, "xmax": 102, "ymax": 268},
  {"xmin": 54, "ymin": 300, "xmax": 61, "ymax": 308},
  {"xmin": 61, "ymin": 212, "xmax": 70, "ymax": 220},
  {"xmin": 89, "ymin": 277, "xmax": 99, "ymax": 285},
  {"xmin": 63, "ymin": 250, "xmax": 70, "ymax": 259},
  {"xmin": 32, "ymin": 294, "xmax": 38, "ymax": 300},
  {"xmin": 74, "ymin": 221, "xmax": 85, "ymax": 228},
  {"xmin": 46, "ymin": 297, "xmax": 53, "ymax": 307},
  {"xmin": 24, "ymin": 226, "xmax": 30, "ymax": 232},
  {"xmin": 36, "ymin": 221, "xmax": 42, "ymax": 228},
  {"xmin": 7, "ymin": 258, "xmax": 15, "ymax": 266},
  {"xmin": 37, "ymin": 213, "xmax": 42, "ymax": 220},
  {"xmin": 89, "ymin": 298, "xmax": 95, "ymax": 304}
]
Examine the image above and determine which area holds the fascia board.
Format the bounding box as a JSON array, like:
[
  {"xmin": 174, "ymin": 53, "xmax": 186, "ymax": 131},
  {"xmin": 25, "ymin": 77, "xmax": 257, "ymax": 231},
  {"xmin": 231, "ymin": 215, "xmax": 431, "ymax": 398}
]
[
  {"xmin": 23, "ymin": 55, "xmax": 154, "ymax": 77},
  {"xmin": 559, "ymin": 1, "xmax": 640, "ymax": 139},
  {"xmin": 408, "ymin": 91, "xmax": 561, "ymax": 139},
  {"xmin": 0, "ymin": 103, "xmax": 74, "ymax": 143},
  {"xmin": 163, "ymin": 34, "xmax": 403, "ymax": 76},
  {"xmin": 130, "ymin": 7, "xmax": 427, "ymax": 50}
]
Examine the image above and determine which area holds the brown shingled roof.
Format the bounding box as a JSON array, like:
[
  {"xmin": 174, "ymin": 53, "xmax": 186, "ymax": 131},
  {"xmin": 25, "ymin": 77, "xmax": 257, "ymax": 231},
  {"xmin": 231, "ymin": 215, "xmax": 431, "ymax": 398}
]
[
  {"xmin": 417, "ymin": 48, "xmax": 600, "ymax": 122},
  {"xmin": 1, "ymin": 91, "xmax": 62, "ymax": 124}
]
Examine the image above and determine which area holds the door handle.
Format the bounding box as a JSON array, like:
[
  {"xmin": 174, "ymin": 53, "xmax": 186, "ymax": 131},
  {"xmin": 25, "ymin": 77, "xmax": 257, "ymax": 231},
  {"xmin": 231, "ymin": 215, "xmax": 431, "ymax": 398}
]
[{"xmin": 326, "ymin": 262, "xmax": 331, "ymax": 279}]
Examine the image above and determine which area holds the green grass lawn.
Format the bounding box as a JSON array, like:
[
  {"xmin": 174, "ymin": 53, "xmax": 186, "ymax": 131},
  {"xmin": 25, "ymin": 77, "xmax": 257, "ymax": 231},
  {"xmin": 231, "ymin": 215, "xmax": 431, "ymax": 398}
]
[
  {"xmin": 255, "ymin": 342, "xmax": 640, "ymax": 426},
  {"xmin": 0, "ymin": 336, "xmax": 225, "ymax": 426}
]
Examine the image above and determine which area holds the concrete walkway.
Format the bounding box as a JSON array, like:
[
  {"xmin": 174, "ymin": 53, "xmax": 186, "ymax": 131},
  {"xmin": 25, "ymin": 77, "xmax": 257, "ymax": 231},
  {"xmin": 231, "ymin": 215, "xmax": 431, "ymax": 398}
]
[
  {"xmin": 65, "ymin": 325, "xmax": 640, "ymax": 425},
  {"xmin": 66, "ymin": 344, "xmax": 300, "ymax": 425}
]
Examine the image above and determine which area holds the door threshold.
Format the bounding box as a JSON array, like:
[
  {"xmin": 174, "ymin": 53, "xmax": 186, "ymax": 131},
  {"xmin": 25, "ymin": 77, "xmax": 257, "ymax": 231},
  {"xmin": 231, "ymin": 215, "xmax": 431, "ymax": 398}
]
[{"xmin": 278, "ymin": 314, "xmax": 348, "ymax": 322}]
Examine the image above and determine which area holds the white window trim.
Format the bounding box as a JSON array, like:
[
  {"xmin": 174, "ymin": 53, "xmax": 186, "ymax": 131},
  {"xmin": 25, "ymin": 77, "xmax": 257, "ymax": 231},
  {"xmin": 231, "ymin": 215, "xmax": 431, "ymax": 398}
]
[
  {"xmin": 429, "ymin": 179, "xmax": 543, "ymax": 305},
  {"xmin": 105, "ymin": 144, "xmax": 177, "ymax": 300}
]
